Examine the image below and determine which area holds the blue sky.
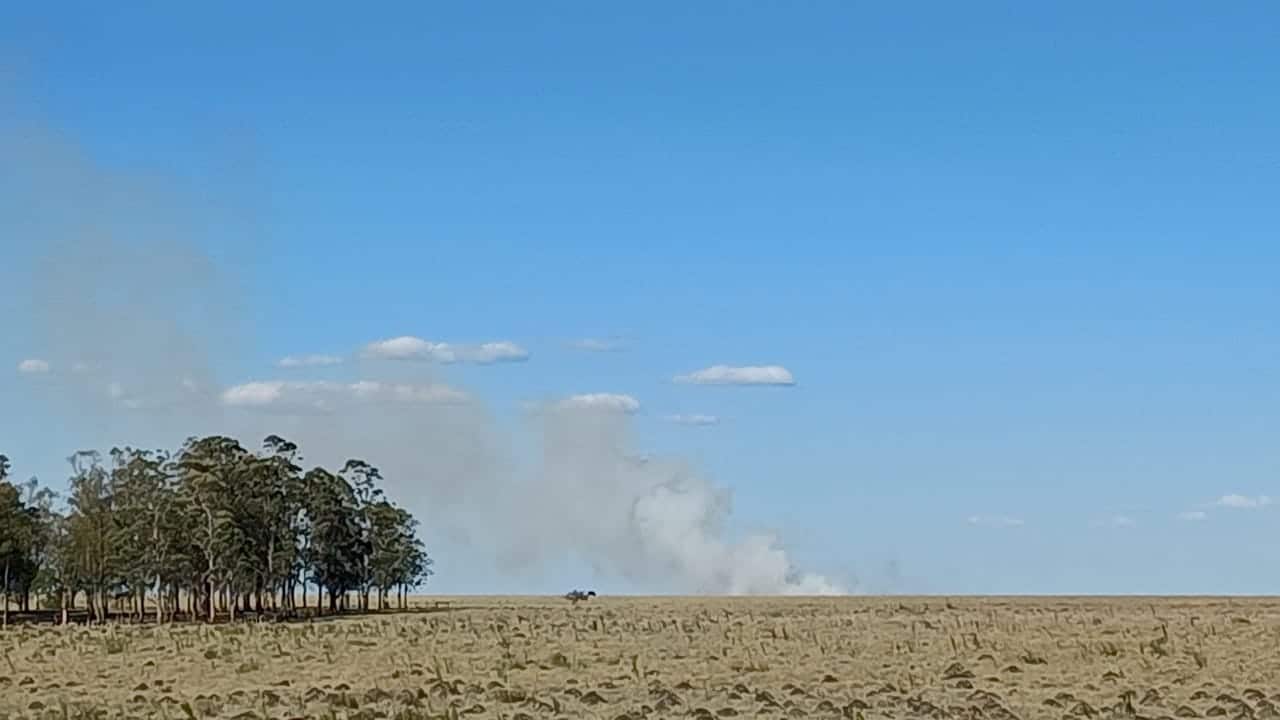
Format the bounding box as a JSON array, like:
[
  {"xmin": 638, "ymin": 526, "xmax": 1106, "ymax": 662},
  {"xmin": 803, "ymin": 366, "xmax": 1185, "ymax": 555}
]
[{"xmin": 2, "ymin": 2, "xmax": 1279, "ymax": 594}]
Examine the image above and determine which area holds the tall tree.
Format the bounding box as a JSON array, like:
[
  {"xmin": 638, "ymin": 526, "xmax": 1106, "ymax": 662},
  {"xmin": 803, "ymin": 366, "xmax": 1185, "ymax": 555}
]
[
  {"xmin": 306, "ymin": 468, "xmax": 364, "ymax": 612},
  {"xmin": 109, "ymin": 448, "xmax": 174, "ymax": 622},
  {"xmin": 64, "ymin": 451, "xmax": 116, "ymax": 624},
  {"xmin": 12, "ymin": 477, "xmax": 57, "ymax": 613},
  {"xmin": 175, "ymin": 436, "xmax": 250, "ymax": 622},
  {"xmin": 1, "ymin": 437, "xmax": 433, "ymax": 628},
  {"xmin": 0, "ymin": 456, "xmax": 26, "ymax": 628},
  {"xmin": 340, "ymin": 459, "xmax": 383, "ymax": 611},
  {"xmin": 248, "ymin": 436, "xmax": 302, "ymax": 614}
]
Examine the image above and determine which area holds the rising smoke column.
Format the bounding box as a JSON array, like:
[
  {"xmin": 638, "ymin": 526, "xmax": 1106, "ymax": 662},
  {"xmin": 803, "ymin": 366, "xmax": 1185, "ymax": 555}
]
[
  {"xmin": 505, "ymin": 402, "xmax": 844, "ymax": 595},
  {"xmin": 6, "ymin": 108, "xmax": 844, "ymax": 596}
]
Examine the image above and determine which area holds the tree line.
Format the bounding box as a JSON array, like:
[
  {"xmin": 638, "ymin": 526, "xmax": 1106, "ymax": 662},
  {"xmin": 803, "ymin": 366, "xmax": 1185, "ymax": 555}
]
[{"xmin": 0, "ymin": 435, "xmax": 432, "ymax": 627}]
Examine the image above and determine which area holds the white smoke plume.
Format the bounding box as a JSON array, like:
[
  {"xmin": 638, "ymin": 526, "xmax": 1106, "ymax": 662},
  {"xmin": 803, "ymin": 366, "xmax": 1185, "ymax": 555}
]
[
  {"xmin": 5, "ymin": 109, "xmax": 843, "ymax": 596},
  {"xmin": 510, "ymin": 405, "xmax": 842, "ymax": 595}
]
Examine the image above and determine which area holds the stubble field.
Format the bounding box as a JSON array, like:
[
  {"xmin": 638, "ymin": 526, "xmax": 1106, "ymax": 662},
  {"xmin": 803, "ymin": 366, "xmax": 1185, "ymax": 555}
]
[{"xmin": 1, "ymin": 596, "xmax": 1278, "ymax": 719}]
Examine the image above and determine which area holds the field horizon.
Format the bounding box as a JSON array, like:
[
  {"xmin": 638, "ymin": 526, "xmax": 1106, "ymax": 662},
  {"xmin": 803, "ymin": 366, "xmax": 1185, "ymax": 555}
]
[{"xmin": 4, "ymin": 594, "xmax": 1279, "ymax": 719}]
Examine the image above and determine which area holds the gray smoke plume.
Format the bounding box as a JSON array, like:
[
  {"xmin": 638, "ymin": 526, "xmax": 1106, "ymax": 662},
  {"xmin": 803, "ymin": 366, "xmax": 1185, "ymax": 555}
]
[
  {"xmin": 5, "ymin": 112, "xmax": 844, "ymax": 596},
  {"xmin": 3, "ymin": 114, "xmax": 239, "ymax": 447}
]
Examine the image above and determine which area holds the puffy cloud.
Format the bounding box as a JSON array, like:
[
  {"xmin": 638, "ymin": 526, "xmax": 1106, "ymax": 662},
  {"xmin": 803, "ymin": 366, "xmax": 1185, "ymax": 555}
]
[
  {"xmin": 362, "ymin": 336, "xmax": 529, "ymax": 364},
  {"xmin": 966, "ymin": 515, "xmax": 1024, "ymax": 528},
  {"xmin": 221, "ymin": 380, "xmax": 468, "ymax": 413},
  {"xmin": 277, "ymin": 354, "xmax": 344, "ymax": 368},
  {"xmin": 1177, "ymin": 510, "xmax": 1207, "ymax": 521},
  {"xmin": 674, "ymin": 365, "xmax": 795, "ymax": 386},
  {"xmin": 556, "ymin": 393, "xmax": 640, "ymax": 414},
  {"xmin": 1107, "ymin": 514, "xmax": 1135, "ymax": 528},
  {"xmin": 17, "ymin": 358, "xmax": 50, "ymax": 374},
  {"xmin": 665, "ymin": 413, "xmax": 720, "ymax": 426},
  {"xmin": 1215, "ymin": 494, "xmax": 1272, "ymax": 509}
]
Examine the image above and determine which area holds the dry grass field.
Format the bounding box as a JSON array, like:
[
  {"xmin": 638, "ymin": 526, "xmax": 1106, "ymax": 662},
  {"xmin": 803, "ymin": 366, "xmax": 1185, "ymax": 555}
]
[{"xmin": 2, "ymin": 596, "xmax": 1279, "ymax": 720}]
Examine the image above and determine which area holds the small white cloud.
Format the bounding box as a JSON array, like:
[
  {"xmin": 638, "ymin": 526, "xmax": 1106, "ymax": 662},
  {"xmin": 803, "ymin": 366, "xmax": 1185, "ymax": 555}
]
[
  {"xmin": 1177, "ymin": 510, "xmax": 1207, "ymax": 521},
  {"xmin": 17, "ymin": 358, "xmax": 50, "ymax": 374},
  {"xmin": 107, "ymin": 382, "xmax": 125, "ymax": 399},
  {"xmin": 362, "ymin": 336, "xmax": 429, "ymax": 360},
  {"xmin": 221, "ymin": 380, "xmax": 468, "ymax": 412},
  {"xmin": 555, "ymin": 393, "xmax": 640, "ymax": 414},
  {"xmin": 362, "ymin": 336, "xmax": 529, "ymax": 364},
  {"xmin": 277, "ymin": 354, "xmax": 344, "ymax": 368},
  {"xmin": 570, "ymin": 338, "xmax": 625, "ymax": 352},
  {"xmin": 674, "ymin": 365, "xmax": 795, "ymax": 386},
  {"xmin": 221, "ymin": 381, "xmax": 289, "ymax": 407},
  {"xmin": 966, "ymin": 515, "xmax": 1024, "ymax": 528},
  {"xmin": 1215, "ymin": 494, "xmax": 1272, "ymax": 509},
  {"xmin": 665, "ymin": 413, "xmax": 720, "ymax": 426}
]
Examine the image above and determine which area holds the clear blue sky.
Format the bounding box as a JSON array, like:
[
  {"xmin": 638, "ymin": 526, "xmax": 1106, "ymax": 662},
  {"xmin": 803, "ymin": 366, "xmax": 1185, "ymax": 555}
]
[{"xmin": 3, "ymin": 2, "xmax": 1278, "ymax": 594}]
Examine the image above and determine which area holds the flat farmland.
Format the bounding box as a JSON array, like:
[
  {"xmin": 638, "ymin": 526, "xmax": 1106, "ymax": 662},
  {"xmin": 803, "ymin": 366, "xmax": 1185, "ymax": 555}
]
[{"xmin": 2, "ymin": 596, "xmax": 1278, "ymax": 719}]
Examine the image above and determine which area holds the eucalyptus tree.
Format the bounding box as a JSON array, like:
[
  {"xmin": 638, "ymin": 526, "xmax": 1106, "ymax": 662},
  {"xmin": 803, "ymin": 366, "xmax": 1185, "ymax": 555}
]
[
  {"xmin": 0, "ymin": 455, "xmax": 13, "ymax": 626},
  {"xmin": 340, "ymin": 459, "xmax": 383, "ymax": 611},
  {"xmin": 305, "ymin": 467, "xmax": 364, "ymax": 612},
  {"xmin": 400, "ymin": 523, "xmax": 433, "ymax": 608},
  {"xmin": 366, "ymin": 499, "xmax": 401, "ymax": 610},
  {"xmin": 11, "ymin": 476, "xmax": 56, "ymax": 613},
  {"xmin": 2, "ymin": 436, "xmax": 433, "ymax": 628},
  {"xmin": 65, "ymin": 451, "xmax": 116, "ymax": 623},
  {"xmin": 255, "ymin": 435, "xmax": 303, "ymax": 613},
  {"xmin": 36, "ymin": 510, "xmax": 74, "ymax": 624},
  {"xmin": 174, "ymin": 435, "xmax": 251, "ymax": 622},
  {"xmin": 0, "ymin": 460, "xmax": 24, "ymax": 628},
  {"xmin": 109, "ymin": 447, "xmax": 175, "ymax": 622},
  {"xmin": 364, "ymin": 499, "xmax": 432, "ymax": 609}
]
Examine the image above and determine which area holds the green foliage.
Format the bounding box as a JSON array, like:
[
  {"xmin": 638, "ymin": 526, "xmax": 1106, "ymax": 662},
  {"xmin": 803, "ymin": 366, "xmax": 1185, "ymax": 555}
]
[{"xmin": 0, "ymin": 437, "xmax": 431, "ymax": 626}]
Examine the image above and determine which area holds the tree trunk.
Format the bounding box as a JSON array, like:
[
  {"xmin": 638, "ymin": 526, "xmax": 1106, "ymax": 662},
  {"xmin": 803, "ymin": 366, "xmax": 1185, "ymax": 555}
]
[
  {"xmin": 2, "ymin": 558, "xmax": 9, "ymax": 628},
  {"xmin": 60, "ymin": 588, "xmax": 68, "ymax": 625},
  {"xmin": 206, "ymin": 580, "xmax": 215, "ymax": 623},
  {"xmin": 265, "ymin": 538, "xmax": 274, "ymax": 613}
]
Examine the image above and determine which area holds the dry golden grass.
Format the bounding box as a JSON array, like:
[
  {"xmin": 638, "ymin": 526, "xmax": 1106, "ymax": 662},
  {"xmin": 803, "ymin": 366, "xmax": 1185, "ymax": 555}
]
[{"xmin": 2, "ymin": 595, "xmax": 1279, "ymax": 719}]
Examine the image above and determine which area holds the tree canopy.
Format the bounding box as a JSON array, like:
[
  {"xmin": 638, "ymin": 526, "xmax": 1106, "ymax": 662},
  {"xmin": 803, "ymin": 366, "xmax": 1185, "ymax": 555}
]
[{"xmin": 0, "ymin": 437, "xmax": 432, "ymax": 626}]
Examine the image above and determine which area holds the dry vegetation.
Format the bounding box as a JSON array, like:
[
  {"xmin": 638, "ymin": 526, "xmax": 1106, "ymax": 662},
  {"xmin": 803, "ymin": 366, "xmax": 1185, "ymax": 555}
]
[{"xmin": 2, "ymin": 595, "xmax": 1279, "ymax": 720}]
